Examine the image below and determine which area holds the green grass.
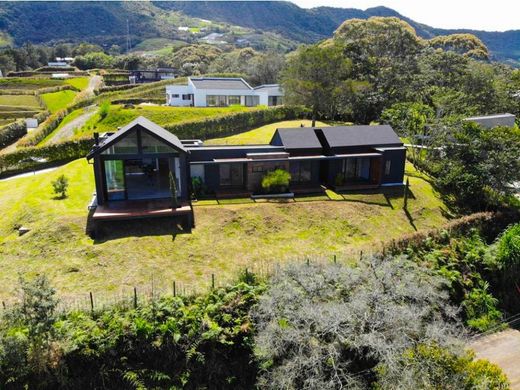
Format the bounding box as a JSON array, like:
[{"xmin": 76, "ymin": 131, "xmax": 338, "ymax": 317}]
[
  {"xmin": 0, "ymin": 94, "xmax": 41, "ymax": 108},
  {"xmin": 206, "ymin": 120, "xmax": 329, "ymax": 145},
  {"xmin": 65, "ymin": 77, "xmax": 89, "ymax": 91},
  {"xmin": 40, "ymin": 108, "xmax": 86, "ymax": 144},
  {"xmin": 76, "ymin": 104, "xmax": 261, "ymax": 138},
  {"xmin": 0, "ymin": 160, "xmax": 451, "ymax": 300},
  {"xmin": 40, "ymin": 90, "xmax": 77, "ymax": 113},
  {"xmin": 0, "ymin": 78, "xmax": 65, "ymax": 91}
]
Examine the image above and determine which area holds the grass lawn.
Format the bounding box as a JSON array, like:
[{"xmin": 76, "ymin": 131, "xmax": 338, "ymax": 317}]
[
  {"xmin": 0, "ymin": 78, "xmax": 65, "ymax": 91},
  {"xmin": 0, "ymin": 94, "xmax": 41, "ymax": 108},
  {"xmin": 65, "ymin": 77, "xmax": 89, "ymax": 91},
  {"xmin": 41, "ymin": 90, "xmax": 77, "ymax": 113},
  {"xmin": 205, "ymin": 119, "xmax": 329, "ymax": 145},
  {"xmin": 0, "ymin": 160, "xmax": 451, "ymax": 301},
  {"xmin": 75, "ymin": 104, "xmax": 262, "ymax": 138}
]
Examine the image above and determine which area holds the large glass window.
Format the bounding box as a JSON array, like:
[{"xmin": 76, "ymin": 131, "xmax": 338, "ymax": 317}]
[
  {"xmin": 141, "ymin": 131, "xmax": 177, "ymax": 154},
  {"xmin": 102, "ymin": 131, "xmax": 138, "ymax": 155},
  {"xmin": 290, "ymin": 161, "xmax": 312, "ymax": 183},
  {"xmin": 219, "ymin": 163, "xmax": 243, "ymax": 187},
  {"xmin": 206, "ymin": 95, "xmax": 228, "ymax": 107},
  {"xmin": 268, "ymin": 96, "xmax": 283, "ymax": 106},
  {"xmin": 245, "ymin": 95, "xmax": 260, "ymax": 107},
  {"xmin": 342, "ymin": 158, "xmax": 370, "ymax": 180},
  {"xmin": 228, "ymin": 95, "xmax": 241, "ymax": 105},
  {"xmin": 104, "ymin": 160, "xmax": 125, "ymax": 200}
]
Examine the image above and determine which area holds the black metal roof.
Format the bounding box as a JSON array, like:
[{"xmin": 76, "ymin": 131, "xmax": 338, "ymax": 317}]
[
  {"xmin": 86, "ymin": 116, "xmax": 187, "ymax": 159},
  {"xmin": 317, "ymin": 125, "xmax": 402, "ymax": 148},
  {"xmin": 190, "ymin": 77, "xmax": 252, "ymax": 90},
  {"xmin": 271, "ymin": 127, "xmax": 323, "ymax": 150}
]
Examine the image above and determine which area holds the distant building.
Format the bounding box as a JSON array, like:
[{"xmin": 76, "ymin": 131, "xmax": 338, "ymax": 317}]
[
  {"xmin": 178, "ymin": 26, "xmax": 190, "ymax": 32},
  {"xmin": 129, "ymin": 68, "xmax": 176, "ymax": 84},
  {"xmin": 47, "ymin": 62, "xmax": 69, "ymax": 67},
  {"xmin": 165, "ymin": 77, "xmax": 284, "ymax": 107},
  {"xmin": 464, "ymin": 113, "xmax": 516, "ymax": 129}
]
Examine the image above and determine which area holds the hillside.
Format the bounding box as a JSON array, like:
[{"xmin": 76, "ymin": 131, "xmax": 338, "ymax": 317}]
[{"xmin": 0, "ymin": 2, "xmax": 517, "ymax": 64}]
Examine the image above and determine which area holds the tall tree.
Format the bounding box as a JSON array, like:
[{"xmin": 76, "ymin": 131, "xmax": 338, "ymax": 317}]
[{"xmin": 281, "ymin": 44, "xmax": 353, "ymax": 125}]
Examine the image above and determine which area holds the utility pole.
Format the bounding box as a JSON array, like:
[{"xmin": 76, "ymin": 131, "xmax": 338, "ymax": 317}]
[{"xmin": 126, "ymin": 18, "xmax": 131, "ymax": 53}]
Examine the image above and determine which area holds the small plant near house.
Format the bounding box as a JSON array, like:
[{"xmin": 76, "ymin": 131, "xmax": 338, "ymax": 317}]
[
  {"xmin": 51, "ymin": 174, "xmax": 68, "ymax": 199},
  {"xmin": 191, "ymin": 176, "xmax": 206, "ymax": 199},
  {"xmin": 169, "ymin": 171, "xmax": 178, "ymax": 209},
  {"xmin": 261, "ymin": 169, "xmax": 291, "ymax": 194}
]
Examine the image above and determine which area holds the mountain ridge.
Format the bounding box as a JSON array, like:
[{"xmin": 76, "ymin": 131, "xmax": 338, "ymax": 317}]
[{"xmin": 0, "ymin": 1, "xmax": 517, "ymax": 65}]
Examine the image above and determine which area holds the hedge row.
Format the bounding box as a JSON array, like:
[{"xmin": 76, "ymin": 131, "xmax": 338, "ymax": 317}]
[
  {"xmin": 17, "ymin": 97, "xmax": 95, "ymax": 147},
  {"xmin": 36, "ymin": 84, "xmax": 78, "ymax": 94},
  {"xmin": 0, "ymin": 120, "xmax": 26, "ymax": 148},
  {"xmin": 0, "ymin": 138, "xmax": 92, "ymax": 174},
  {"xmin": 0, "ymin": 111, "xmax": 42, "ymax": 119},
  {"xmin": 163, "ymin": 105, "xmax": 311, "ymax": 140},
  {"xmin": 383, "ymin": 210, "xmax": 520, "ymax": 255},
  {"xmin": 111, "ymin": 98, "xmax": 165, "ymax": 105},
  {"xmin": 7, "ymin": 71, "xmax": 89, "ymax": 77},
  {"xmin": 94, "ymin": 83, "xmax": 138, "ymax": 95}
]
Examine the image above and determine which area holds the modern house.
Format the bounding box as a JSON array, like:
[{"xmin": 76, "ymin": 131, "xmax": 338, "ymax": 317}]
[
  {"xmin": 129, "ymin": 68, "xmax": 176, "ymax": 84},
  {"xmin": 86, "ymin": 117, "xmax": 405, "ymax": 227},
  {"xmin": 464, "ymin": 113, "xmax": 516, "ymax": 129},
  {"xmin": 165, "ymin": 77, "xmax": 284, "ymax": 107}
]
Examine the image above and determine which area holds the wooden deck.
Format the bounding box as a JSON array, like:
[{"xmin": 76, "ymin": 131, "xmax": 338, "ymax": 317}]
[{"xmin": 92, "ymin": 199, "xmax": 193, "ymax": 221}]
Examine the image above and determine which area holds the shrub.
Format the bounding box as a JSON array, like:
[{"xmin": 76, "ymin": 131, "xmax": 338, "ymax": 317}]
[
  {"xmin": 51, "ymin": 174, "xmax": 69, "ymax": 198},
  {"xmin": 496, "ymin": 223, "xmax": 520, "ymax": 267},
  {"xmin": 376, "ymin": 343, "xmax": 509, "ymax": 389},
  {"xmin": 261, "ymin": 169, "xmax": 291, "ymax": 193},
  {"xmin": 0, "ymin": 120, "xmax": 26, "ymax": 148},
  {"xmin": 98, "ymin": 100, "xmax": 110, "ymax": 120},
  {"xmin": 253, "ymin": 256, "xmax": 463, "ymax": 388},
  {"xmin": 191, "ymin": 176, "xmax": 206, "ymax": 198}
]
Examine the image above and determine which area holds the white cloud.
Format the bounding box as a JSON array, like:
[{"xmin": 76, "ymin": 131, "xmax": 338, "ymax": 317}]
[{"xmin": 290, "ymin": 0, "xmax": 519, "ymax": 31}]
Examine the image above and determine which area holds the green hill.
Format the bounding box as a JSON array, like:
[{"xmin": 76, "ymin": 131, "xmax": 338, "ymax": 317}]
[{"xmin": 0, "ymin": 2, "xmax": 518, "ymax": 65}]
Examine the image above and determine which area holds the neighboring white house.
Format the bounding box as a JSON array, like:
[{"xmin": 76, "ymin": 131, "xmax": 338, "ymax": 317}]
[
  {"xmin": 464, "ymin": 113, "xmax": 516, "ymax": 129},
  {"xmin": 165, "ymin": 77, "xmax": 284, "ymax": 107}
]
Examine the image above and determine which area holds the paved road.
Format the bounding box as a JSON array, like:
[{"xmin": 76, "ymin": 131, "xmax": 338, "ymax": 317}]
[
  {"xmin": 470, "ymin": 328, "xmax": 520, "ymax": 389},
  {"xmin": 0, "ymin": 166, "xmax": 59, "ymax": 182}
]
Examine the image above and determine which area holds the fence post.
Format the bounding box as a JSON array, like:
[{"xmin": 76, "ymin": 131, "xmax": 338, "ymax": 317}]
[
  {"xmin": 173, "ymin": 281, "xmax": 176, "ymax": 297},
  {"xmin": 360, "ymin": 250, "xmax": 363, "ymax": 261},
  {"xmin": 89, "ymin": 292, "xmax": 94, "ymax": 313},
  {"xmin": 133, "ymin": 287, "xmax": 137, "ymax": 309},
  {"xmin": 333, "ymin": 254, "xmax": 337, "ymax": 264},
  {"xmin": 403, "ymin": 178, "xmax": 410, "ymax": 209},
  {"xmin": 211, "ymin": 274, "xmax": 215, "ymax": 290},
  {"xmin": 306, "ymin": 258, "xmax": 310, "ymax": 266}
]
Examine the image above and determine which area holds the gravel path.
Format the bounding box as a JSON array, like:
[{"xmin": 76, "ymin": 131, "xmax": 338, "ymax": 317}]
[
  {"xmin": 48, "ymin": 105, "xmax": 97, "ymax": 144},
  {"xmin": 470, "ymin": 328, "xmax": 520, "ymax": 389}
]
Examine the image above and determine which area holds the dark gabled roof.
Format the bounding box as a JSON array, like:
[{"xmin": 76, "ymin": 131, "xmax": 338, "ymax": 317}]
[
  {"xmin": 270, "ymin": 127, "xmax": 323, "ymax": 150},
  {"xmin": 317, "ymin": 125, "xmax": 402, "ymax": 148},
  {"xmin": 87, "ymin": 116, "xmax": 187, "ymax": 159},
  {"xmin": 190, "ymin": 77, "xmax": 252, "ymax": 90}
]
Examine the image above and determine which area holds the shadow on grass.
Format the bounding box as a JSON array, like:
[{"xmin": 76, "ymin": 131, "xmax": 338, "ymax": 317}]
[
  {"xmin": 404, "ymin": 207, "xmax": 418, "ymax": 231},
  {"xmin": 89, "ymin": 216, "xmax": 191, "ymax": 243}
]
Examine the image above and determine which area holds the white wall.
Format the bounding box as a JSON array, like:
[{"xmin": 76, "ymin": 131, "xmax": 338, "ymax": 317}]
[{"xmin": 166, "ymin": 85, "xmax": 193, "ymax": 106}]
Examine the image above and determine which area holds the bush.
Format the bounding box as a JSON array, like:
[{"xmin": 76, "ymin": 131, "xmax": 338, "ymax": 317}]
[
  {"xmin": 0, "ymin": 138, "xmax": 92, "ymax": 175},
  {"xmin": 261, "ymin": 169, "xmax": 291, "ymax": 193},
  {"xmin": 162, "ymin": 105, "xmax": 310, "ymax": 140},
  {"xmin": 496, "ymin": 223, "xmax": 520, "ymax": 267},
  {"xmin": 51, "ymin": 174, "xmax": 69, "ymax": 198},
  {"xmin": 253, "ymin": 256, "xmax": 463, "ymax": 388},
  {"xmin": 0, "ymin": 120, "xmax": 26, "ymax": 148},
  {"xmin": 98, "ymin": 100, "xmax": 110, "ymax": 120},
  {"xmin": 376, "ymin": 343, "xmax": 509, "ymax": 389}
]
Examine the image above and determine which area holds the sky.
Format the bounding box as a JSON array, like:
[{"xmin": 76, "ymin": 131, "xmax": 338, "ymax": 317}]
[{"xmin": 290, "ymin": 0, "xmax": 519, "ymax": 32}]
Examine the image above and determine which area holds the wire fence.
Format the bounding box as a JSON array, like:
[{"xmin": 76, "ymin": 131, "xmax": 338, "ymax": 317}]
[{"xmin": 1, "ymin": 248, "xmax": 376, "ymax": 315}]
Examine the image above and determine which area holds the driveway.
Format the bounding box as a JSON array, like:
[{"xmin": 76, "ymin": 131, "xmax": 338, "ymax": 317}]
[
  {"xmin": 48, "ymin": 105, "xmax": 97, "ymax": 144},
  {"xmin": 470, "ymin": 328, "xmax": 520, "ymax": 389}
]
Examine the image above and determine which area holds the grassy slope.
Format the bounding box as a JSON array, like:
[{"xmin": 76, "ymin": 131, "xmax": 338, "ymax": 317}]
[
  {"xmin": 0, "ymin": 159, "xmax": 450, "ymax": 300},
  {"xmin": 40, "ymin": 90, "xmax": 77, "ymax": 113},
  {"xmin": 0, "ymin": 78, "xmax": 65, "ymax": 91},
  {"xmin": 75, "ymin": 104, "xmax": 261, "ymax": 138},
  {"xmin": 65, "ymin": 77, "xmax": 89, "ymax": 91},
  {"xmin": 0, "ymin": 94, "xmax": 40, "ymax": 107},
  {"xmin": 40, "ymin": 108, "xmax": 86, "ymax": 144},
  {"xmin": 205, "ymin": 120, "xmax": 329, "ymax": 145}
]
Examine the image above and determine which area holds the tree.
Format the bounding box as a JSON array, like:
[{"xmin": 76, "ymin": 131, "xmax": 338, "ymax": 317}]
[
  {"xmin": 281, "ymin": 43, "xmax": 354, "ymax": 125},
  {"xmin": 381, "ymin": 102, "xmax": 434, "ymax": 167},
  {"xmin": 253, "ymin": 256, "xmax": 465, "ymax": 388},
  {"xmin": 428, "ymin": 33, "xmax": 489, "ymax": 60},
  {"xmin": 73, "ymin": 51, "xmax": 114, "ymax": 70},
  {"xmin": 432, "ymin": 121, "xmax": 520, "ymax": 210},
  {"xmin": 51, "ymin": 175, "xmax": 69, "ymax": 199}
]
